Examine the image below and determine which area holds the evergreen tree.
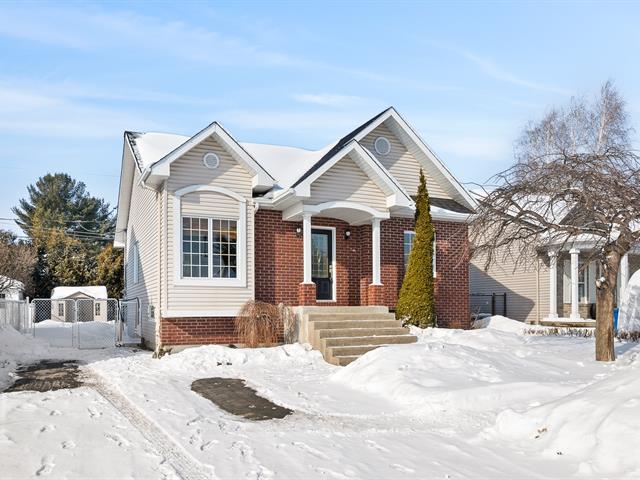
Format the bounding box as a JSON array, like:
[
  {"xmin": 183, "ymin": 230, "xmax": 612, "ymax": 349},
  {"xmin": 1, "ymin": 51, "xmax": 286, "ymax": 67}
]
[
  {"xmin": 12, "ymin": 173, "xmax": 115, "ymax": 297},
  {"xmin": 396, "ymin": 169, "xmax": 436, "ymax": 327},
  {"xmin": 95, "ymin": 245, "xmax": 124, "ymax": 298}
]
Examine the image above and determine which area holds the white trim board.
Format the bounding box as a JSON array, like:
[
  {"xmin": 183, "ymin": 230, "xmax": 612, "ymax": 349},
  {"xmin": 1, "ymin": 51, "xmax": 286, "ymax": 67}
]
[
  {"xmin": 172, "ymin": 184, "xmax": 247, "ymax": 288},
  {"xmin": 310, "ymin": 225, "xmax": 337, "ymax": 303}
]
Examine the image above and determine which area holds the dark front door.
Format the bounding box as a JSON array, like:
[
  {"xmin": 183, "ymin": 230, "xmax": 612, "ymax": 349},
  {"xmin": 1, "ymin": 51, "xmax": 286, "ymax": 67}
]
[{"xmin": 311, "ymin": 229, "xmax": 333, "ymax": 300}]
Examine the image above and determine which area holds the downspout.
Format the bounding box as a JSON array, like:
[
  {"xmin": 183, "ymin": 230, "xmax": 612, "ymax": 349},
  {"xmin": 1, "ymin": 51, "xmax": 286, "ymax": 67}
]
[{"xmin": 155, "ymin": 184, "xmax": 163, "ymax": 356}]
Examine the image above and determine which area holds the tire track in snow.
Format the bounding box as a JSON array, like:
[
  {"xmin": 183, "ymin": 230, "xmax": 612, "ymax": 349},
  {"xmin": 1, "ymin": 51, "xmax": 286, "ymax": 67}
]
[{"xmin": 85, "ymin": 372, "xmax": 214, "ymax": 480}]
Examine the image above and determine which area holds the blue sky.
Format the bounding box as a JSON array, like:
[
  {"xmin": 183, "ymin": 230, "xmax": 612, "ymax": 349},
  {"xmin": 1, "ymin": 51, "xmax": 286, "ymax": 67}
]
[{"xmin": 1, "ymin": 1, "xmax": 639, "ymax": 234}]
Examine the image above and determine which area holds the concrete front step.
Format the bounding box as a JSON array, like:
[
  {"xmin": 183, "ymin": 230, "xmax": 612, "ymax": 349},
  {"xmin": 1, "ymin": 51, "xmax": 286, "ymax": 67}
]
[
  {"xmin": 308, "ymin": 312, "xmax": 397, "ymax": 321},
  {"xmin": 539, "ymin": 319, "xmax": 596, "ymax": 328},
  {"xmin": 310, "ymin": 319, "xmax": 402, "ymax": 330},
  {"xmin": 328, "ymin": 344, "xmax": 383, "ymax": 357},
  {"xmin": 318, "ymin": 326, "xmax": 411, "ymax": 339},
  {"xmin": 323, "ymin": 334, "xmax": 418, "ymax": 348},
  {"xmin": 335, "ymin": 355, "xmax": 360, "ymax": 366}
]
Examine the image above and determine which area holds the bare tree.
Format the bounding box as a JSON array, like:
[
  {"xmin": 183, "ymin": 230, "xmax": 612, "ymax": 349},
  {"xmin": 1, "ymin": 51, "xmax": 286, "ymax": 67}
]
[
  {"xmin": 471, "ymin": 81, "xmax": 640, "ymax": 361},
  {"xmin": 0, "ymin": 230, "xmax": 37, "ymax": 295}
]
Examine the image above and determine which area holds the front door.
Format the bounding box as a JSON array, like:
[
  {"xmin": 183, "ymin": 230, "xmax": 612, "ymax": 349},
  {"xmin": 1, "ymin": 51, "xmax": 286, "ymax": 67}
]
[{"xmin": 311, "ymin": 229, "xmax": 333, "ymax": 300}]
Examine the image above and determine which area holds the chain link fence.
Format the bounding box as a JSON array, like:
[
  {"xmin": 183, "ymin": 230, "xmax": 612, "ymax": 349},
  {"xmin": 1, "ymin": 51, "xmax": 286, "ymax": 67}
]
[
  {"xmin": 27, "ymin": 298, "xmax": 142, "ymax": 349},
  {"xmin": 119, "ymin": 298, "xmax": 142, "ymax": 346}
]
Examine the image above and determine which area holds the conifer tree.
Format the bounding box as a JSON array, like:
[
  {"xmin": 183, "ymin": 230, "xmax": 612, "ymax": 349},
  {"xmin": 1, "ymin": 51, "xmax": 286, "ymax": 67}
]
[{"xmin": 396, "ymin": 169, "xmax": 436, "ymax": 327}]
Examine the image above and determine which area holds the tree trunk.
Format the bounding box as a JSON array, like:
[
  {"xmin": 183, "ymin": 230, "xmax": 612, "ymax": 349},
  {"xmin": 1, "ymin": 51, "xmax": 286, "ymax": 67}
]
[{"xmin": 595, "ymin": 277, "xmax": 616, "ymax": 362}]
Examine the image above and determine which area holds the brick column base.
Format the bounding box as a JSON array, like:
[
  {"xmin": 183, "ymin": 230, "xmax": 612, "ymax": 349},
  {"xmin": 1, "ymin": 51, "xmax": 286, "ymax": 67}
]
[
  {"xmin": 298, "ymin": 283, "xmax": 317, "ymax": 306},
  {"xmin": 367, "ymin": 284, "xmax": 385, "ymax": 306}
]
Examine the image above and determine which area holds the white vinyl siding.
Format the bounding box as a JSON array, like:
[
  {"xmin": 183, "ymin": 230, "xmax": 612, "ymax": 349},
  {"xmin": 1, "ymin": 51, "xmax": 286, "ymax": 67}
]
[
  {"xmin": 309, "ymin": 155, "xmax": 387, "ymax": 210},
  {"xmin": 469, "ymin": 235, "xmax": 549, "ymax": 324},
  {"xmin": 124, "ymin": 164, "xmax": 160, "ymax": 348},
  {"xmin": 362, "ymin": 123, "xmax": 451, "ymax": 199},
  {"xmin": 166, "ymin": 136, "xmax": 254, "ymax": 314}
]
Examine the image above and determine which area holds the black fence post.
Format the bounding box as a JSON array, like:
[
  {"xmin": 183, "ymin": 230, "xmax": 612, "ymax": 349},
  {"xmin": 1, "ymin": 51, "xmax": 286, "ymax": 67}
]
[
  {"xmin": 502, "ymin": 293, "xmax": 507, "ymax": 317},
  {"xmin": 491, "ymin": 293, "xmax": 496, "ymax": 316}
]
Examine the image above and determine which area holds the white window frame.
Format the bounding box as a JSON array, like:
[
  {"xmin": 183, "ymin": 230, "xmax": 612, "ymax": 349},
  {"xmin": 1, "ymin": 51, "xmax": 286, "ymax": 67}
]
[
  {"xmin": 403, "ymin": 230, "xmax": 436, "ymax": 277},
  {"xmin": 173, "ymin": 185, "xmax": 247, "ymax": 287},
  {"xmin": 132, "ymin": 241, "xmax": 140, "ymax": 284},
  {"xmin": 311, "ymin": 225, "xmax": 337, "ymax": 302}
]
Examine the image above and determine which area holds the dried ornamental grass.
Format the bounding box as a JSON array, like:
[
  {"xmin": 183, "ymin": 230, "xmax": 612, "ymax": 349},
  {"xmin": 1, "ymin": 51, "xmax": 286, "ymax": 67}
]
[{"xmin": 235, "ymin": 301, "xmax": 283, "ymax": 348}]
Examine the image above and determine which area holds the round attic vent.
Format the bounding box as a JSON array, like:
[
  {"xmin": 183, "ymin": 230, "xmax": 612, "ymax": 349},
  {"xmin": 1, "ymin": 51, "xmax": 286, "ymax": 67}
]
[
  {"xmin": 374, "ymin": 136, "xmax": 391, "ymax": 155},
  {"xmin": 203, "ymin": 152, "xmax": 220, "ymax": 169}
]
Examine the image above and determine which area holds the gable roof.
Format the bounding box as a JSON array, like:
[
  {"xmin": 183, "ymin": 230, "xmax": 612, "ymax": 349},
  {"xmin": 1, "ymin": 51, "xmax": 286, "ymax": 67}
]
[
  {"xmin": 51, "ymin": 286, "xmax": 108, "ymax": 300},
  {"xmin": 125, "ymin": 122, "xmax": 276, "ymax": 190},
  {"xmin": 292, "ymin": 108, "xmax": 392, "ymax": 188}
]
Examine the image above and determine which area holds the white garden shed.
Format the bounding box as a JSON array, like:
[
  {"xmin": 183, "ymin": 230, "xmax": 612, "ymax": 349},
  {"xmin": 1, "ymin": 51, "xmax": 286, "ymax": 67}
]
[{"xmin": 50, "ymin": 286, "xmax": 109, "ymax": 322}]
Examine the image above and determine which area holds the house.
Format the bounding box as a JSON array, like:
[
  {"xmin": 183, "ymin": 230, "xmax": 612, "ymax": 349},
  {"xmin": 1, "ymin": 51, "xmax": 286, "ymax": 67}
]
[
  {"xmin": 0, "ymin": 276, "xmax": 25, "ymax": 301},
  {"xmin": 115, "ymin": 107, "xmax": 476, "ymax": 355},
  {"xmin": 50, "ymin": 286, "xmax": 109, "ymax": 322},
  {"xmin": 470, "ymin": 211, "xmax": 640, "ymax": 326}
]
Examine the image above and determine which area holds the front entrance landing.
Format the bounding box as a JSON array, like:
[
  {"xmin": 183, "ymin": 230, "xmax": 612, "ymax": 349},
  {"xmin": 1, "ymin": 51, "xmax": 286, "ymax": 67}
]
[{"xmin": 295, "ymin": 306, "xmax": 417, "ymax": 366}]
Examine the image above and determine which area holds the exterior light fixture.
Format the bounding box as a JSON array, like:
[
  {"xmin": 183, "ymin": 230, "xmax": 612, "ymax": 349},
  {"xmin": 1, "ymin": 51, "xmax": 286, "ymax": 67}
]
[
  {"xmin": 344, "ymin": 229, "xmax": 351, "ymax": 240},
  {"xmin": 296, "ymin": 226, "xmax": 302, "ymax": 237}
]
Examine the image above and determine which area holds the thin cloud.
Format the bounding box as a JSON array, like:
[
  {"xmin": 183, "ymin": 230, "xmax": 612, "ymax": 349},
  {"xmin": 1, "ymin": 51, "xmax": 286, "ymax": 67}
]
[
  {"xmin": 291, "ymin": 93, "xmax": 369, "ymax": 107},
  {"xmin": 460, "ymin": 50, "xmax": 573, "ymax": 96}
]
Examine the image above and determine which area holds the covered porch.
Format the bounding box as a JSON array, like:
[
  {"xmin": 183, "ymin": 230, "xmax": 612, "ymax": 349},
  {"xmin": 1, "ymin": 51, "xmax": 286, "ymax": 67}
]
[
  {"xmin": 283, "ymin": 200, "xmax": 394, "ymax": 307},
  {"xmin": 543, "ymin": 248, "xmax": 639, "ymax": 326}
]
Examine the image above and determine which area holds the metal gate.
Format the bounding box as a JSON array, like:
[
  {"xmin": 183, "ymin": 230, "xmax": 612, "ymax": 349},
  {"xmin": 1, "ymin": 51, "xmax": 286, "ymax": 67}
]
[
  {"xmin": 30, "ymin": 298, "xmax": 142, "ymax": 349},
  {"xmin": 118, "ymin": 298, "xmax": 142, "ymax": 346}
]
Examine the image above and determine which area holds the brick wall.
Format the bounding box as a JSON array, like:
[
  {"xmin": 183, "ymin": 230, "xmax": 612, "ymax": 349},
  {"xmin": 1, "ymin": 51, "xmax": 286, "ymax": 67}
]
[
  {"xmin": 254, "ymin": 210, "xmax": 470, "ymax": 328},
  {"xmin": 254, "ymin": 210, "xmax": 365, "ymax": 306},
  {"xmin": 379, "ymin": 217, "xmax": 470, "ymax": 328},
  {"xmin": 160, "ymin": 317, "xmax": 238, "ymax": 345}
]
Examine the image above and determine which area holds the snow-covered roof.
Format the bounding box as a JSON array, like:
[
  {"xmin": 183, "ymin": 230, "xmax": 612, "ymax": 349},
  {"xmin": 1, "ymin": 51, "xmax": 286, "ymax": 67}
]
[
  {"xmin": 51, "ymin": 286, "xmax": 108, "ymax": 300},
  {"xmin": 126, "ymin": 131, "xmax": 336, "ymax": 191},
  {"xmin": 126, "ymin": 132, "xmax": 188, "ymax": 170},
  {"xmin": 240, "ymin": 142, "xmax": 336, "ymax": 190}
]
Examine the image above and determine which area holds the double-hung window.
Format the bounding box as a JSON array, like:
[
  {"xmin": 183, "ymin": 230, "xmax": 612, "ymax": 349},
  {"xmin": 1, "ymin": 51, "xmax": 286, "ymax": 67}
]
[
  {"xmin": 403, "ymin": 230, "xmax": 436, "ymax": 276},
  {"xmin": 182, "ymin": 217, "xmax": 238, "ymax": 279}
]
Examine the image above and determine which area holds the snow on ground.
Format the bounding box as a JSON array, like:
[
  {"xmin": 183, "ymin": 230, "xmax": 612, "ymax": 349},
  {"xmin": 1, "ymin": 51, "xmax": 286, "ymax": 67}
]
[{"xmin": 2, "ymin": 318, "xmax": 640, "ymax": 479}]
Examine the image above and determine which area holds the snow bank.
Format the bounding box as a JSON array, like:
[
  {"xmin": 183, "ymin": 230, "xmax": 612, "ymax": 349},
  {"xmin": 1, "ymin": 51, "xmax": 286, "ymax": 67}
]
[
  {"xmin": 0, "ymin": 325, "xmax": 51, "ymax": 389},
  {"xmin": 331, "ymin": 328, "xmax": 582, "ymax": 415},
  {"xmin": 489, "ymin": 358, "xmax": 640, "ymax": 477},
  {"xmin": 159, "ymin": 342, "xmax": 321, "ymax": 372},
  {"xmin": 472, "ymin": 315, "xmax": 530, "ymax": 333},
  {"xmin": 618, "ymin": 269, "xmax": 640, "ymax": 332}
]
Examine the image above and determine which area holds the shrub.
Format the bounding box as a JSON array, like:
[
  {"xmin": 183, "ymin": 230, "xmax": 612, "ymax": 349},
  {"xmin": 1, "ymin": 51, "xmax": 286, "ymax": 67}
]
[
  {"xmin": 235, "ymin": 300, "xmax": 288, "ymax": 347},
  {"xmin": 396, "ymin": 169, "xmax": 436, "ymax": 327}
]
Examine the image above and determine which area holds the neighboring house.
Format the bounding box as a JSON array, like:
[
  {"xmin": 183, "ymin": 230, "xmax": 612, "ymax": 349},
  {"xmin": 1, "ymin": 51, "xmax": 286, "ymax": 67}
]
[
  {"xmin": 0, "ymin": 277, "xmax": 25, "ymax": 301},
  {"xmin": 470, "ymin": 212, "xmax": 640, "ymax": 325},
  {"xmin": 115, "ymin": 107, "xmax": 476, "ymax": 351},
  {"xmin": 50, "ymin": 286, "xmax": 109, "ymax": 322}
]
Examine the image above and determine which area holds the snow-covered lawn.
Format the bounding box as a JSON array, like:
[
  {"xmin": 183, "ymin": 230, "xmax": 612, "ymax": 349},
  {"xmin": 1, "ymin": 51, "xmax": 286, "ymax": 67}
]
[{"xmin": 1, "ymin": 317, "xmax": 639, "ymax": 479}]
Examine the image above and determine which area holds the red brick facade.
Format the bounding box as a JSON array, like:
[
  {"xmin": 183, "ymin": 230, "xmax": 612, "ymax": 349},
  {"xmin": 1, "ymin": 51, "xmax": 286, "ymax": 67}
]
[
  {"xmin": 160, "ymin": 316, "xmax": 237, "ymax": 345},
  {"xmin": 253, "ymin": 210, "xmax": 471, "ymax": 328},
  {"xmin": 159, "ymin": 210, "xmax": 470, "ymax": 345}
]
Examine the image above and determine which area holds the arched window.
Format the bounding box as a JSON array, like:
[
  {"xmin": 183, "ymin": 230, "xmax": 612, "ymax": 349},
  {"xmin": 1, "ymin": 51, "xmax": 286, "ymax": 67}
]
[{"xmin": 173, "ymin": 185, "xmax": 247, "ymax": 287}]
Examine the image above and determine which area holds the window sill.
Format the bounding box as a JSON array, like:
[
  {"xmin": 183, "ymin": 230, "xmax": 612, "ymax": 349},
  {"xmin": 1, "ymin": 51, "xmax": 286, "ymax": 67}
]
[{"xmin": 173, "ymin": 277, "xmax": 246, "ymax": 288}]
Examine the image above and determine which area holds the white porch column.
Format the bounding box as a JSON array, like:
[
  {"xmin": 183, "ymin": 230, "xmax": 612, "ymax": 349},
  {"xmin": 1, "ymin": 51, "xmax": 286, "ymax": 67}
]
[
  {"xmin": 302, "ymin": 213, "xmax": 313, "ymax": 284},
  {"xmin": 371, "ymin": 218, "xmax": 382, "ymax": 285},
  {"xmin": 620, "ymin": 253, "xmax": 630, "ymax": 298},
  {"xmin": 570, "ymin": 248, "xmax": 581, "ymax": 320},
  {"xmin": 548, "ymin": 251, "xmax": 558, "ymax": 319}
]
